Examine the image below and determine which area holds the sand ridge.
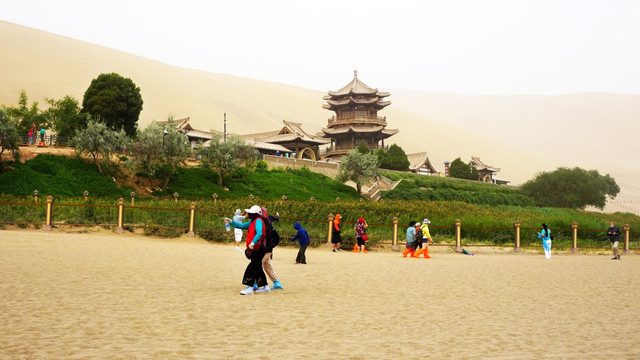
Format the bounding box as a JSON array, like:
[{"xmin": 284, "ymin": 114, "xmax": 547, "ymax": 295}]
[{"xmin": 1, "ymin": 229, "xmax": 639, "ymax": 359}]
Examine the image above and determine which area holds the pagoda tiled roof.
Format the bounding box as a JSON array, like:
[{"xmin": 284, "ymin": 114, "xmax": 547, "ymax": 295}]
[
  {"xmin": 326, "ymin": 70, "xmax": 391, "ymax": 99},
  {"xmin": 320, "ymin": 126, "xmax": 399, "ymax": 137},
  {"xmin": 242, "ymin": 120, "xmax": 329, "ymax": 145},
  {"xmin": 407, "ymin": 152, "xmax": 438, "ymax": 173},
  {"xmin": 471, "ymin": 156, "xmax": 500, "ymax": 172}
]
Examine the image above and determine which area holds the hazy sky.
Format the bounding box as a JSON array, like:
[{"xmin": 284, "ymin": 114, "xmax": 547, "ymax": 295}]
[{"xmin": 2, "ymin": 0, "xmax": 639, "ymax": 95}]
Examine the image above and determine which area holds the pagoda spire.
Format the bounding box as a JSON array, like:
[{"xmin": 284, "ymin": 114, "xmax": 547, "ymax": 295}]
[{"xmin": 354, "ymin": 69, "xmax": 358, "ymax": 77}]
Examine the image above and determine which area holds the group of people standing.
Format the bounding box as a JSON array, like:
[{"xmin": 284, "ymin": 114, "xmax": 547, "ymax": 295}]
[
  {"xmin": 225, "ymin": 205, "xmax": 283, "ymax": 295},
  {"xmin": 330, "ymin": 214, "xmax": 370, "ymax": 253},
  {"xmin": 403, "ymin": 219, "xmax": 434, "ymax": 258},
  {"xmin": 538, "ymin": 221, "xmax": 623, "ymax": 260}
]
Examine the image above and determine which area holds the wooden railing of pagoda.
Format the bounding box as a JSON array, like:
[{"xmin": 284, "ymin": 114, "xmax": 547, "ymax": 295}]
[{"xmin": 326, "ymin": 115, "xmax": 387, "ymax": 127}]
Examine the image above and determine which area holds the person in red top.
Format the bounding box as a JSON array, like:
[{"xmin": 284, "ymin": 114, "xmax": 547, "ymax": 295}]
[{"xmin": 227, "ymin": 205, "xmax": 269, "ymax": 295}]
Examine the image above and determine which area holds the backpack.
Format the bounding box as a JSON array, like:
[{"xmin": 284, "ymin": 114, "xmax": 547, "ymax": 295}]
[{"xmin": 262, "ymin": 216, "xmax": 280, "ymax": 250}]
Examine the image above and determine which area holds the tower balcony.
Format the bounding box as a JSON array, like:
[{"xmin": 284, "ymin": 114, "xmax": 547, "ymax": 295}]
[{"xmin": 327, "ymin": 115, "xmax": 387, "ymax": 128}]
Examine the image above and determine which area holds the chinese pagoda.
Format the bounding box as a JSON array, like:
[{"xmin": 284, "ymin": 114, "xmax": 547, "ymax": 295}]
[{"xmin": 319, "ymin": 70, "xmax": 398, "ymax": 159}]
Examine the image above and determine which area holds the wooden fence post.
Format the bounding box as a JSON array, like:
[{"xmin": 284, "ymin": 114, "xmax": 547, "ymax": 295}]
[
  {"xmin": 34, "ymin": 189, "xmax": 39, "ymax": 203},
  {"xmin": 188, "ymin": 202, "xmax": 196, "ymax": 236},
  {"xmin": 43, "ymin": 195, "xmax": 53, "ymax": 231},
  {"xmin": 391, "ymin": 217, "xmax": 399, "ymax": 251},
  {"xmin": 327, "ymin": 214, "xmax": 334, "ymax": 246},
  {"xmin": 570, "ymin": 222, "xmax": 579, "ymax": 253},
  {"xmin": 173, "ymin": 192, "xmax": 179, "ymax": 203},
  {"xmin": 455, "ymin": 219, "xmax": 462, "ymax": 252},
  {"xmin": 116, "ymin": 198, "xmax": 125, "ymax": 233},
  {"xmin": 623, "ymin": 224, "xmax": 631, "ymax": 254},
  {"xmin": 514, "ymin": 221, "xmax": 522, "ymax": 252},
  {"xmin": 83, "ymin": 190, "xmax": 89, "ymax": 201},
  {"xmin": 130, "ymin": 192, "xmax": 136, "ymax": 206}
]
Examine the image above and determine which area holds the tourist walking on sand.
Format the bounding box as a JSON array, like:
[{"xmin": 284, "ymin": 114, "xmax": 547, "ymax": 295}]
[
  {"xmin": 607, "ymin": 221, "xmax": 621, "ymax": 260},
  {"xmin": 233, "ymin": 209, "xmax": 245, "ymax": 251},
  {"xmin": 403, "ymin": 220, "xmax": 417, "ymax": 257},
  {"xmin": 226, "ymin": 205, "xmax": 270, "ymax": 295},
  {"xmin": 332, "ymin": 214, "xmax": 342, "ymax": 252},
  {"xmin": 538, "ymin": 223, "xmax": 552, "ymax": 259},
  {"xmin": 290, "ymin": 222, "xmax": 310, "ymax": 264},
  {"xmin": 414, "ymin": 218, "xmax": 434, "ymax": 258},
  {"xmin": 261, "ymin": 207, "xmax": 283, "ymax": 290},
  {"xmin": 353, "ymin": 217, "xmax": 369, "ymax": 253}
]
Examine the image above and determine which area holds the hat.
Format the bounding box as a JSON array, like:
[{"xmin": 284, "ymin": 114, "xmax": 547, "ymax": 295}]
[
  {"xmin": 422, "ymin": 218, "xmax": 430, "ymax": 224},
  {"xmin": 234, "ymin": 209, "xmax": 242, "ymax": 216},
  {"xmin": 245, "ymin": 205, "xmax": 262, "ymax": 214}
]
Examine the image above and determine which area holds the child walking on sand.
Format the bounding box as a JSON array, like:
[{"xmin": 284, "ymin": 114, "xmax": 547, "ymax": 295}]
[{"xmin": 290, "ymin": 222, "xmax": 310, "ymax": 264}]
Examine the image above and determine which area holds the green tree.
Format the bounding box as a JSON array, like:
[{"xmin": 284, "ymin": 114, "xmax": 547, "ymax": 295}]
[
  {"xmin": 82, "ymin": 73, "xmax": 143, "ymax": 137},
  {"xmin": 449, "ymin": 157, "xmax": 479, "ymax": 180},
  {"xmin": 73, "ymin": 118, "xmax": 130, "ymax": 176},
  {"xmin": 197, "ymin": 133, "xmax": 258, "ymax": 187},
  {"xmin": 377, "ymin": 144, "xmax": 410, "ymax": 171},
  {"xmin": 0, "ymin": 109, "xmax": 21, "ymax": 173},
  {"xmin": 356, "ymin": 142, "xmax": 370, "ymax": 154},
  {"xmin": 520, "ymin": 167, "xmax": 620, "ymax": 209},
  {"xmin": 335, "ymin": 149, "xmax": 380, "ymax": 195},
  {"xmin": 44, "ymin": 95, "xmax": 87, "ymax": 140},
  {"xmin": 2, "ymin": 90, "xmax": 47, "ymax": 135},
  {"xmin": 129, "ymin": 121, "xmax": 192, "ymax": 189}
]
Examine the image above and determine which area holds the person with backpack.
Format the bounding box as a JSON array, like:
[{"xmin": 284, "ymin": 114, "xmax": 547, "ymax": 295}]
[
  {"xmin": 226, "ymin": 205, "xmax": 270, "ymax": 295},
  {"xmin": 260, "ymin": 207, "xmax": 283, "ymax": 290},
  {"xmin": 290, "ymin": 222, "xmax": 310, "ymax": 264},
  {"xmin": 403, "ymin": 220, "xmax": 417, "ymax": 258}
]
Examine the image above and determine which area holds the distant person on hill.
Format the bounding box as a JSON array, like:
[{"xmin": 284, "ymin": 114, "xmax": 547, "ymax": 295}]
[
  {"xmin": 414, "ymin": 218, "xmax": 434, "ymax": 258},
  {"xmin": 538, "ymin": 223, "xmax": 552, "ymax": 259},
  {"xmin": 232, "ymin": 209, "xmax": 245, "ymax": 251},
  {"xmin": 28, "ymin": 128, "xmax": 33, "ymax": 145},
  {"xmin": 403, "ymin": 220, "xmax": 417, "ymax": 257},
  {"xmin": 290, "ymin": 222, "xmax": 310, "ymax": 264},
  {"xmin": 226, "ymin": 205, "xmax": 270, "ymax": 295},
  {"xmin": 607, "ymin": 221, "xmax": 621, "ymax": 260},
  {"xmin": 353, "ymin": 217, "xmax": 369, "ymax": 253},
  {"xmin": 332, "ymin": 214, "xmax": 342, "ymax": 252},
  {"xmin": 261, "ymin": 207, "xmax": 283, "ymax": 290},
  {"xmin": 39, "ymin": 127, "xmax": 45, "ymax": 145}
]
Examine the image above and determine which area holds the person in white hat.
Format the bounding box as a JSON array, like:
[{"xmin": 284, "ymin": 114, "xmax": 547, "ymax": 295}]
[
  {"xmin": 414, "ymin": 218, "xmax": 434, "ymax": 258},
  {"xmin": 225, "ymin": 205, "xmax": 270, "ymax": 295}
]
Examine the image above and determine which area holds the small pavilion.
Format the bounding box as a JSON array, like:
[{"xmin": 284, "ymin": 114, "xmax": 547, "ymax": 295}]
[{"xmin": 242, "ymin": 120, "xmax": 329, "ymax": 160}]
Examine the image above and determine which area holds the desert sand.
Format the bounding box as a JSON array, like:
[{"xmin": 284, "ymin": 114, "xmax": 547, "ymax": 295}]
[{"xmin": 1, "ymin": 229, "xmax": 639, "ymax": 359}]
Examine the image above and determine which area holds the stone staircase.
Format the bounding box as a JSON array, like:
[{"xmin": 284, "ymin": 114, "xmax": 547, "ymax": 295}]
[{"xmin": 362, "ymin": 176, "xmax": 401, "ymax": 201}]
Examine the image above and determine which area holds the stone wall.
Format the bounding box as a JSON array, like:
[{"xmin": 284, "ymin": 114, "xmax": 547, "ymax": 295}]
[{"xmin": 263, "ymin": 155, "xmax": 340, "ymax": 178}]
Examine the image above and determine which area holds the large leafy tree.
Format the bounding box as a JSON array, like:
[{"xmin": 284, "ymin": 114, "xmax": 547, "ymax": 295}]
[
  {"xmin": 73, "ymin": 118, "xmax": 130, "ymax": 176},
  {"xmin": 377, "ymin": 144, "xmax": 410, "ymax": 171},
  {"xmin": 520, "ymin": 167, "xmax": 620, "ymax": 209},
  {"xmin": 129, "ymin": 121, "xmax": 192, "ymax": 189},
  {"xmin": 2, "ymin": 90, "xmax": 47, "ymax": 135},
  {"xmin": 197, "ymin": 133, "xmax": 258, "ymax": 187},
  {"xmin": 44, "ymin": 95, "xmax": 87, "ymax": 139},
  {"xmin": 335, "ymin": 149, "xmax": 380, "ymax": 195},
  {"xmin": 0, "ymin": 109, "xmax": 21, "ymax": 173},
  {"xmin": 449, "ymin": 157, "xmax": 479, "ymax": 180},
  {"xmin": 82, "ymin": 73, "xmax": 143, "ymax": 137}
]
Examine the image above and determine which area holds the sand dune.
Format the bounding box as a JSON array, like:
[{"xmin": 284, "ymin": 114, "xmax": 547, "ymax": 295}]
[
  {"xmin": 1, "ymin": 20, "xmax": 638, "ymax": 213},
  {"xmin": 1, "ymin": 229, "xmax": 639, "ymax": 359}
]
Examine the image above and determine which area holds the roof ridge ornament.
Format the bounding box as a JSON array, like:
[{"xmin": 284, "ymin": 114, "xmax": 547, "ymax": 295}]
[{"xmin": 354, "ymin": 69, "xmax": 358, "ymax": 77}]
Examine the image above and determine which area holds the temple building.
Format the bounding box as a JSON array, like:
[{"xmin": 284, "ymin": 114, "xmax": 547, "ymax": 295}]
[
  {"xmin": 242, "ymin": 120, "xmax": 329, "ymax": 160},
  {"xmin": 319, "ymin": 71, "xmax": 398, "ymax": 159},
  {"xmin": 470, "ymin": 156, "xmax": 501, "ymax": 183}
]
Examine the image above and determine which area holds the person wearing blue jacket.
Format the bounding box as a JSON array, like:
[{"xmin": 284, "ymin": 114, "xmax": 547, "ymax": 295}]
[
  {"xmin": 538, "ymin": 223, "xmax": 552, "ymax": 259},
  {"xmin": 290, "ymin": 222, "xmax": 310, "ymax": 264}
]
